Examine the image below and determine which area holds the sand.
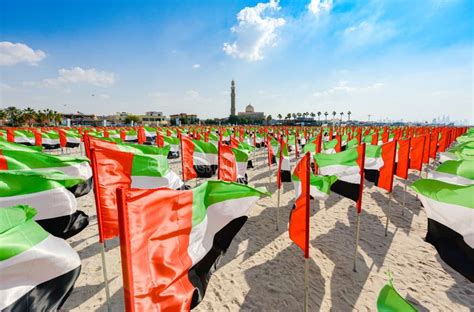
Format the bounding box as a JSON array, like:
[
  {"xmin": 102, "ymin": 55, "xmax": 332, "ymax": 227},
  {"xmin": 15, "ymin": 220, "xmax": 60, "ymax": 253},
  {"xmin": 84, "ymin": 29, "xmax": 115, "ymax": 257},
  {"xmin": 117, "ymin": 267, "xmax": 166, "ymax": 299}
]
[{"xmin": 61, "ymin": 147, "xmax": 474, "ymax": 311}]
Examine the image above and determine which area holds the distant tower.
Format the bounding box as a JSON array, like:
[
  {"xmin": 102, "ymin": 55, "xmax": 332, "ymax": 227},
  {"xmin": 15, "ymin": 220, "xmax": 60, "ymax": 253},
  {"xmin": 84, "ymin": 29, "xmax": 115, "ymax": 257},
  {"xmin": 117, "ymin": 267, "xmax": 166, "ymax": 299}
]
[{"xmin": 230, "ymin": 80, "xmax": 236, "ymax": 116}]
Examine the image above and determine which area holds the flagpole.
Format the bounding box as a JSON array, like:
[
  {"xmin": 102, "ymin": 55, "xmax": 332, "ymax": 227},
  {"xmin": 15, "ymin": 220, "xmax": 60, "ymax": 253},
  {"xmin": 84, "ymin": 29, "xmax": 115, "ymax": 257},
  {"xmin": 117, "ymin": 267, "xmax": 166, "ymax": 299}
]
[
  {"xmin": 276, "ymin": 186, "xmax": 280, "ymax": 231},
  {"xmin": 304, "ymin": 257, "xmax": 309, "ymax": 312},
  {"xmin": 353, "ymin": 212, "xmax": 361, "ymax": 272},
  {"xmin": 385, "ymin": 192, "xmax": 392, "ymax": 237},
  {"xmin": 89, "ymin": 149, "xmax": 111, "ymax": 312},
  {"xmin": 304, "ymin": 152, "xmax": 311, "ymax": 312},
  {"xmin": 353, "ymin": 143, "xmax": 366, "ymax": 273}
]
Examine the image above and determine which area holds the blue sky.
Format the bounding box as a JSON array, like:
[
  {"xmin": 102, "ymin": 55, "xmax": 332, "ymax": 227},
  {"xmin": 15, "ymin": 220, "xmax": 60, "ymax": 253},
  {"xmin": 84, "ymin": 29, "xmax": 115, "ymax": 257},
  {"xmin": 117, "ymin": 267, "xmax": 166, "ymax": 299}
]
[{"xmin": 0, "ymin": 0, "xmax": 472, "ymax": 123}]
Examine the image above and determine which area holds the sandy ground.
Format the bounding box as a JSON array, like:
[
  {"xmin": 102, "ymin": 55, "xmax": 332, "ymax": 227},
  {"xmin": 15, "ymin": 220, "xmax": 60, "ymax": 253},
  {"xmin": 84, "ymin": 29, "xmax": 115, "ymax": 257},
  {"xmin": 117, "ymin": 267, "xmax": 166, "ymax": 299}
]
[{"xmin": 61, "ymin": 147, "xmax": 474, "ymax": 311}]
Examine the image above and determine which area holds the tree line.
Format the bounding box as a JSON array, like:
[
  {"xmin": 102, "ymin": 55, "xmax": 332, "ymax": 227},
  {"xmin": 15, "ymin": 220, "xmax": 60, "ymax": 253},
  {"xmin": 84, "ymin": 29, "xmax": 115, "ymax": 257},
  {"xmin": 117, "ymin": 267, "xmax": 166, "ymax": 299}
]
[{"xmin": 0, "ymin": 106, "xmax": 63, "ymax": 127}]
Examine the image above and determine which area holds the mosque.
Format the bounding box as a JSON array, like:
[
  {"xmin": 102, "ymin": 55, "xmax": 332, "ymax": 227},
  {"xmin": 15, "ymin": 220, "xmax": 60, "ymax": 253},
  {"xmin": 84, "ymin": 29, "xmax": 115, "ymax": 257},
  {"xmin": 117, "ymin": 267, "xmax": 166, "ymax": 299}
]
[{"xmin": 230, "ymin": 80, "xmax": 265, "ymax": 120}]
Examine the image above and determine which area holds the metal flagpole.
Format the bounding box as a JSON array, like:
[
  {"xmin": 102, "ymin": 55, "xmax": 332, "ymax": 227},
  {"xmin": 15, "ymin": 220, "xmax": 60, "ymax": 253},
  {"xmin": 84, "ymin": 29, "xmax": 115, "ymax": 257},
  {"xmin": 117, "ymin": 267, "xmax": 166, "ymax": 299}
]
[
  {"xmin": 100, "ymin": 243, "xmax": 111, "ymax": 312},
  {"xmin": 385, "ymin": 193, "xmax": 392, "ymax": 237},
  {"xmin": 276, "ymin": 186, "xmax": 280, "ymax": 231}
]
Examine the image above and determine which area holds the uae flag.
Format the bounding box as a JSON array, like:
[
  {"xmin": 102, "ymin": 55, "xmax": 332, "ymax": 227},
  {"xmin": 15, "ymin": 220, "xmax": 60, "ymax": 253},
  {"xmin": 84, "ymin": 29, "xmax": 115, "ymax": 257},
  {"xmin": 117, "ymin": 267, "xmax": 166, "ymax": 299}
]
[
  {"xmin": 59, "ymin": 129, "xmax": 82, "ymax": 147},
  {"xmin": 0, "ymin": 170, "xmax": 89, "ymax": 239},
  {"xmin": 395, "ymin": 138, "xmax": 410, "ymax": 180},
  {"xmin": 277, "ymin": 138, "xmax": 291, "ymax": 184},
  {"xmin": 116, "ymin": 181, "xmax": 268, "ymax": 311},
  {"xmin": 314, "ymin": 144, "xmax": 365, "ymax": 205},
  {"xmin": 89, "ymin": 138, "xmax": 184, "ymax": 241},
  {"xmin": 411, "ymin": 179, "xmax": 474, "ymax": 282},
  {"xmin": 289, "ymin": 153, "xmax": 311, "ymax": 256},
  {"xmin": 40, "ymin": 131, "xmax": 61, "ymax": 149},
  {"xmin": 233, "ymin": 147, "xmax": 250, "ymax": 184},
  {"xmin": 181, "ymin": 136, "xmax": 218, "ymax": 180},
  {"xmin": 217, "ymin": 142, "xmax": 237, "ymax": 182},
  {"xmin": 0, "ymin": 205, "xmax": 81, "ymax": 311},
  {"xmin": 428, "ymin": 160, "xmax": 474, "ymax": 185},
  {"xmin": 292, "ymin": 155, "xmax": 337, "ymax": 200},
  {"xmin": 0, "ymin": 149, "xmax": 92, "ymax": 197},
  {"xmin": 163, "ymin": 135, "xmax": 181, "ymax": 159},
  {"xmin": 364, "ymin": 141, "xmax": 397, "ymax": 192},
  {"xmin": 376, "ymin": 279, "xmax": 417, "ymax": 312},
  {"xmin": 7, "ymin": 129, "xmax": 35, "ymax": 145},
  {"xmin": 409, "ymin": 135, "xmax": 425, "ymax": 171},
  {"xmin": 0, "ymin": 140, "xmax": 43, "ymax": 152}
]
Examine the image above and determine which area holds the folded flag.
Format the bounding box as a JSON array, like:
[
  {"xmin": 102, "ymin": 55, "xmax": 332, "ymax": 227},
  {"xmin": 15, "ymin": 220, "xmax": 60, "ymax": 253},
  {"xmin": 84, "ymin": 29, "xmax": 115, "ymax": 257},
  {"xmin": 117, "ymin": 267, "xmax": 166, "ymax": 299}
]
[
  {"xmin": 376, "ymin": 277, "xmax": 417, "ymax": 312},
  {"xmin": 427, "ymin": 160, "xmax": 474, "ymax": 185},
  {"xmin": 116, "ymin": 181, "xmax": 268, "ymax": 311},
  {"xmin": 314, "ymin": 145, "xmax": 365, "ymax": 204},
  {"xmin": 0, "ymin": 170, "xmax": 89, "ymax": 238},
  {"xmin": 0, "ymin": 205, "xmax": 81, "ymax": 311},
  {"xmin": 181, "ymin": 136, "xmax": 218, "ymax": 180},
  {"xmin": 411, "ymin": 179, "xmax": 474, "ymax": 281}
]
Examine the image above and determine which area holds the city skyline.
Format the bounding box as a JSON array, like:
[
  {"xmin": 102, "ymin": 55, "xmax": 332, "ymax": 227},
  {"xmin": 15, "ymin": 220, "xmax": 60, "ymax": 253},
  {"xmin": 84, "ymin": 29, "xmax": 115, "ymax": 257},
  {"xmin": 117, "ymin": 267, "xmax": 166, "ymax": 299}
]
[{"xmin": 1, "ymin": 0, "xmax": 473, "ymax": 124}]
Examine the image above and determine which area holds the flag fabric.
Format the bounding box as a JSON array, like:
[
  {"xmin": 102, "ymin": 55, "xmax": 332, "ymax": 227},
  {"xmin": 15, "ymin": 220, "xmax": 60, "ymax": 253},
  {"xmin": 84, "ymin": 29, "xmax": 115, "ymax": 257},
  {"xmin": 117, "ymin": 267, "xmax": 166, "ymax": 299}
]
[
  {"xmin": 0, "ymin": 170, "xmax": 89, "ymax": 238},
  {"xmin": 116, "ymin": 181, "xmax": 268, "ymax": 311},
  {"xmin": 0, "ymin": 205, "xmax": 81, "ymax": 311},
  {"xmin": 364, "ymin": 141, "xmax": 397, "ymax": 192},
  {"xmin": 289, "ymin": 153, "xmax": 311, "ymax": 256},
  {"xmin": 395, "ymin": 138, "xmax": 410, "ymax": 180},
  {"xmin": 232, "ymin": 147, "xmax": 250, "ymax": 184},
  {"xmin": 218, "ymin": 142, "xmax": 238, "ymax": 182},
  {"xmin": 292, "ymin": 156, "xmax": 337, "ymax": 200},
  {"xmin": 376, "ymin": 278, "xmax": 417, "ymax": 312},
  {"xmin": 181, "ymin": 136, "xmax": 218, "ymax": 180},
  {"xmin": 89, "ymin": 138, "xmax": 185, "ymax": 241},
  {"xmin": 163, "ymin": 135, "xmax": 181, "ymax": 159},
  {"xmin": 277, "ymin": 138, "xmax": 291, "ymax": 185},
  {"xmin": 427, "ymin": 160, "xmax": 474, "ymax": 185},
  {"xmin": 411, "ymin": 179, "xmax": 474, "ymax": 281},
  {"xmin": 0, "ymin": 141, "xmax": 43, "ymax": 152},
  {"xmin": 314, "ymin": 145, "xmax": 365, "ymax": 205},
  {"xmin": 0, "ymin": 149, "xmax": 92, "ymax": 197},
  {"xmin": 409, "ymin": 136, "xmax": 425, "ymax": 171}
]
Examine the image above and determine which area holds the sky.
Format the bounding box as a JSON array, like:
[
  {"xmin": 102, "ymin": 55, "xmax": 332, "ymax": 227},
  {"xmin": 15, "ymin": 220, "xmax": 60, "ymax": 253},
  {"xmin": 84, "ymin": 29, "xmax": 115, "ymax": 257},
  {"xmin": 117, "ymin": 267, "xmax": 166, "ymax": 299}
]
[{"xmin": 0, "ymin": 0, "xmax": 473, "ymax": 123}]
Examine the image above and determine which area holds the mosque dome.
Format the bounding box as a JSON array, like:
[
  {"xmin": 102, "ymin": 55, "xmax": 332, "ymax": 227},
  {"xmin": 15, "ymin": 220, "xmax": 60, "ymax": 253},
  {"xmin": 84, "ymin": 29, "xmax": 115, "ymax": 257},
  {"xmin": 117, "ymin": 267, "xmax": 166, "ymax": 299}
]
[{"xmin": 245, "ymin": 104, "xmax": 255, "ymax": 113}]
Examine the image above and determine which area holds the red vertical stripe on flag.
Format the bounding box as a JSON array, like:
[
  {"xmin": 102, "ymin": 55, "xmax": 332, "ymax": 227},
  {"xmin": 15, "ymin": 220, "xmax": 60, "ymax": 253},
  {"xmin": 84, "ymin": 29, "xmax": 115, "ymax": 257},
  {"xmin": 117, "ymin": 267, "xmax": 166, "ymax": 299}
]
[
  {"xmin": 181, "ymin": 136, "xmax": 197, "ymax": 181},
  {"xmin": 289, "ymin": 152, "xmax": 311, "ymax": 257},
  {"xmin": 0, "ymin": 150, "xmax": 8, "ymax": 170},
  {"xmin": 378, "ymin": 140, "xmax": 397, "ymax": 192},
  {"xmin": 116, "ymin": 187, "xmax": 195, "ymax": 312},
  {"xmin": 218, "ymin": 142, "xmax": 237, "ymax": 182},
  {"xmin": 396, "ymin": 138, "xmax": 410, "ymax": 179},
  {"xmin": 356, "ymin": 143, "xmax": 366, "ymax": 213},
  {"xmin": 409, "ymin": 136, "xmax": 425, "ymax": 171}
]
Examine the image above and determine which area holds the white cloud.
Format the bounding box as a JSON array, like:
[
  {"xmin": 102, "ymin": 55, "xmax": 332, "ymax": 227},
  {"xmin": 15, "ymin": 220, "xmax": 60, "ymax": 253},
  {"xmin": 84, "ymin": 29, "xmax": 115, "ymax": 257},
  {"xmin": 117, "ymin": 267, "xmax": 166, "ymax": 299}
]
[
  {"xmin": 342, "ymin": 21, "xmax": 396, "ymax": 48},
  {"xmin": 185, "ymin": 90, "xmax": 200, "ymax": 98},
  {"xmin": 307, "ymin": 0, "xmax": 332, "ymax": 15},
  {"xmin": 0, "ymin": 41, "xmax": 46, "ymax": 66},
  {"xmin": 223, "ymin": 0, "xmax": 286, "ymax": 61},
  {"xmin": 313, "ymin": 80, "xmax": 384, "ymax": 97},
  {"xmin": 42, "ymin": 67, "xmax": 115, "ymax": 87},
  {"xmin": 192, "ymin": 64, "xmax": 201, "ymax": 69}
]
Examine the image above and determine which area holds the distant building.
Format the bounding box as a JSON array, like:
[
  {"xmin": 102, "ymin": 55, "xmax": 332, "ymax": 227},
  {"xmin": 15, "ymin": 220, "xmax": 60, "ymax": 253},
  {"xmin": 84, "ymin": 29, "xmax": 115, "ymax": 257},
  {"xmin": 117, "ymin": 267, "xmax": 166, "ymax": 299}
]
[
  {"xmin": 169, "ymin": 113, "xmax": 199, "ymax": 125},
  {"xmin": 238, "ymin": 104, "xmax": 264, "ymax": 120},
  {"xmin": 138, "ymin": 111, "xmax": 166, "ymax": 125},
  {"xmin": 62, "ymin": 113, "xmax": 99, "ymax": 126}
]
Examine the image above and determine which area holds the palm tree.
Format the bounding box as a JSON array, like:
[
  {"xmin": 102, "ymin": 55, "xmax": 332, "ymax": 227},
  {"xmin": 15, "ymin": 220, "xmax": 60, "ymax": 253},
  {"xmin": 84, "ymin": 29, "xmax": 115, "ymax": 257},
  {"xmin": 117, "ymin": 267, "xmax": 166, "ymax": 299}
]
[
  {"xmin": 22, "ymin": 107, "xmax": 36, "ymax": 126},
  {"xmin": 292, "ymin": 113, "xmax": 296, "ymax": 119},
  {"xmin": 340, "ymin": 112, "xmax": 344, "ymax": 120},
  {"xmin": 324, "ymin": 111, "xmax": 328, "ymax": 122},
  {"xmin": 277, "ymin": 113, "xmax": 282, "ymax": 120},
  {"xmin": 34, "ymin": 110, "xmax": 48, "ymax": 126},
  {"xmin": 0, "ymin": 109, "xmax": 6, "ymax": 121},
  {"xmin": 54, "ymin": 112, "xmax": 62, "ymax": 126},
  {"xmin": 286, "ymin": 113, "xmax": 292, "ymax": 120},
  {"xmin": 297, "ymin": 112, "xmax": 302, "ymax": 118},
  {"xmin": 310, "ymin": 112, "xmax": 315, "ymax": 119},
  {"xmin": 332, "ymin": 111, "xmax": 336, "ymax": 119},
  {"xmin": 347, "ymin": 111, "xmax": 352, "ymax": 121},
  {"xmin": 317, "ymin": 111, "xmax": 321, "ymax": 121}
]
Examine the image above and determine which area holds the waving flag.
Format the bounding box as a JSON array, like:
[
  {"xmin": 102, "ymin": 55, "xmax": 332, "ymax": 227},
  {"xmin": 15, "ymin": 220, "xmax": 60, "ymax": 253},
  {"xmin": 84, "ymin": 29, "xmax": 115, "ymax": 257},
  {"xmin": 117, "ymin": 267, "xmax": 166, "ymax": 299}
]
[
  {"xmin": 427, "ymin": 160, "xmax": 474, "ymax": 185},
  {"xmin": 409, "ymin": 136, "xmax": 425, "ymax": 171},
  {"xmin": 292, "ymin": 157, "xmax": 337, "ymax": 200},
  {"xmin": 218, "ymin": 142, "xmax": 238, "ymax": 182},
  {"xmin": 181, "ymin": 136, "xmax": 218, "ymax": 180},
  {"xmin": 0, "ymin": 170, "xmax": 89, "ymax": 238},
  {"xmin": 364, "ymin": 141, "xmax": 397, "ymax": 192},
  {"xmin": 116, "ymin": 181, "xmax": 268, "ymax": 311},
  {"xmin": 289, "ymin": 153, "xmax": 311, "ymax": 256},
  {"xmin": 314, "ymin": 144, "xmax": 366, "ymax": 206},
  {"xmin": 395, "ymin": 138, "xmax": 410, "ymax": 179},
  {"xmin": 411, "ymin": 179, "xmax": 474, "ymax": 281},
  {"xmin": 0, "ymin": 205, "xmax": 81, "ymax": 311},
  {"xmin": 0, "ymin": 141, "xmax": 43, "ymax": 152}
]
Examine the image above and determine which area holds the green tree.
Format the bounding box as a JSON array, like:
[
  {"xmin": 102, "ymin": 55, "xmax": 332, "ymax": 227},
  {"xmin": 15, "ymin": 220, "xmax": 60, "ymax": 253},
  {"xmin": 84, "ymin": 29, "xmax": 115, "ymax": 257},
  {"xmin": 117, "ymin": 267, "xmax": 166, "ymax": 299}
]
[
  {"xmin": 347, "ymin": 111, "xmax": 352, "ymax": 121},
  {"xmin": 277, "ymin": 113, "xmax": 282, "ymax": 120},
  {"xmin": 124, "ymin": 115, "xmax": 140, "ymax": 125}
]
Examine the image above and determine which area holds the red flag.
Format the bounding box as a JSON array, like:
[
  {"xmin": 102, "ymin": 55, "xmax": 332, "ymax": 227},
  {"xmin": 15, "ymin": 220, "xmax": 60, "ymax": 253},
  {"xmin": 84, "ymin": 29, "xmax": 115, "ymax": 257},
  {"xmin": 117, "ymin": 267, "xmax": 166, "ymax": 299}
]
[
  {"xmin": 371, "ymin": 132, "xmax": 378, "ymax": 145},
  {"xmin": 230, "ymin": 137, "xmax": 240, "ymax": 148},
  {"xmin": 395, "ymin": 138, "xmax": 410, "ymax": 179},
  {"xmin": 409, "ymin": 136, "xmax": 425, "ymax": 171},
  {"xmin": 6, "ymin": 128, "xmax": 14, "ymax": 142},
  {"xmin": 218, "ymin": 141, "xmax": 237, "ymax": 182},
  {"xmin": 33, "ymin": 129, "xmax": 42, "ymax": 146},
  {"xmin": 289, "ymin": 152, "xmax": 311, "ymax": 258},
  {"xmin": 429, "ymin": 131, "xmax": 438, "ymax": 159},
  {"xmin": 267, "ymin": 136, "xmax": 274, "ymax": 166},
  {"xmin": 156, "ymin": 131, "xmax": 164, "ymax": 147},
  {"xmin": 377, "ymin": 140, "xmax": 397, "ymax": 192},
  {"xmin": 181, "ymin": 136, "xmax": 197, "ymax": 181},
  {"xmin": 59, "ymin": 129, "xmax": 67, "ymax": 148},
  {"xmin": 137, "ymin": 127, "xmax": 146, "ymax": 144},
  {"xmin": 422, "ymin": 133, "xmax": 431, "ymax": 164},
  {"xmin": 356, "ymin": 143, "xmax": 366, "ymax": 213}
]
